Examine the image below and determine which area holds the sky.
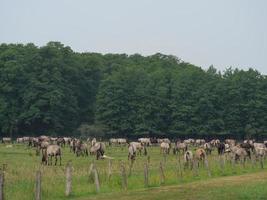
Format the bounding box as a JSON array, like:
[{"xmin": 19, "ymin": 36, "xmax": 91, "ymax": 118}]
[{"xmin": 1, "ymin": 0, "xmax": 267, "ymax": 74}]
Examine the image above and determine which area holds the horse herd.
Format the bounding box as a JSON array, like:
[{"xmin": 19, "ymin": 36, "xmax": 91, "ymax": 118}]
[
  {"xmin": 2, "ymin": 136, "xmax": 267, "ymax": 168},
  {"xmin": 128, "ymin": 138, "xmax": 267, "ymax": 169},
  {"xmin": 2, "ymin": 136, "xmax": 106, "ymax": 165}
]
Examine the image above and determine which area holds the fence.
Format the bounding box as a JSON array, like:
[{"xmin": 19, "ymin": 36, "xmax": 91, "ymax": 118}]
[{"xmin": 0, "ymin": 153, "xmax": 265, "ymax": 200}]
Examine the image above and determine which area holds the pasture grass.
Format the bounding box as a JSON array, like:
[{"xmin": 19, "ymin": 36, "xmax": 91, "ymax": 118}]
[
  {"xmin": 83, "ymin": 171, "xmax": 267, "ymax": 200},
  {"xmin": 0, "ymin": 143, "xmax": 267, "ymax": 200}
]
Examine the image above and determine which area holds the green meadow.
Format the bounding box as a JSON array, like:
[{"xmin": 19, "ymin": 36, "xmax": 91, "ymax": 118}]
[{"xmin": 0, "ymin": 144, "xmax": 267, "ymax": 200}]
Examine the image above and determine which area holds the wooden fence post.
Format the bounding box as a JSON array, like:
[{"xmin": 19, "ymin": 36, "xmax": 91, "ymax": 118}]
[
  {"xmin": 204, "ymin": 159, "xmax": 211, "ymax": 177},
  {"xmin": 192, "ymin": 159, "xmax": 199, "ymax": 177},
  {"xmin": 147, "ymin": 155, "xmax": 150, "ymax": 164},
  {"xmin": 120, "ymin": 162, "xmax": 127, "ymax": 190},
  {"xmin": 129, "ymin": 159, "xmax": 134, "ymax": 177},
  {"xmin": 65, "ymin": 162, "xmax": 72, "ymax": 197},
  {"xmin": 260, "ymin": 156, "xmax": 264, "ymax": 169},
  {"xmin": 159, "ymin": 162, "xmax": 165, "ymax": 185},
  {"xmin": 93, "ymin": 165, "xmax": 100, "ymax": 193},
  {"xmin": 231, "ymin": 156, "xmax": 236, "ymax": 174},
  {"xmin": 108, "ymin": 159, "xmax": 112, "ymax": 181},
  {"xmin": 88, "ymin": 163, "xmax": 94, "ymax": 183},
  {"xmin": 219, "ymin": 155, "xmax": 225, "ymax": 174},
  {"xmin": 0, "ymin": 170, "xmax": 4, "ymax": 200},
  {"xmin": 251, "ymin": 154, "xmax": 256, "ymax": 168},
  {"xmin": 144, "ymin": 162, "xmax": 149, "ymax": 187},
  {"xmin": 144, "ymin": 146, "xmax": 147, "ymax": 156},
  {"xmin": 241, "ymin": 157, "xmax": 246, "ymax": 168},
  {"xmin": 35, "ymin": 170, "xmax": 41, "ymax": 200},
  {"xmin": 163, "ymin": 153, "xmax": 167, "ymax": 163},
  {"xmin": 2, "ymin": 165, "xmax": 6, "ymax": 172},
  {"xmin": 176, "ymin": 153, "xmax": 183, "ymax": 180}
]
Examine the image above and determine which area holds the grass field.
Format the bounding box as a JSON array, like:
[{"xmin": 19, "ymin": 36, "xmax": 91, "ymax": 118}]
[
  {"xmin": 0, "ymin": 143, "xmax": 267, "ymax": 200},
  {"xmin": 83, "ymin": 171, "xmax": 267, "ymax": 200}
]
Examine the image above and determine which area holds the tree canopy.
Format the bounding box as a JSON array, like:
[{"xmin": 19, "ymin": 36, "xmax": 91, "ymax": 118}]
[{"xmin": 0, "ymin": 42, "xmax": 266, "ymax": 139}]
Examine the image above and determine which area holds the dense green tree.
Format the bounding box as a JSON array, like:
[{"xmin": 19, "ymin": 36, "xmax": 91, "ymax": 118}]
[{"xmin": 0, "ymin": 42, "xmax": 266, "ymax": 139}]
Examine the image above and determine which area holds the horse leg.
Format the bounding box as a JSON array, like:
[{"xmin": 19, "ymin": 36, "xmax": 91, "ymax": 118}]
[
  {"xmin": 52, "ymin": 155, "xmax": 54, "ymax": 165},
  {"xmin": 50, "ymin": 156, "xmax": 53, "ymax": 166},
  {"xmin": 96, "ymin": 151, "xmax": 99, "ymax": 160},
  {"xmin": 55, "ymin": 156, "xmax": 57, "ymax": 165}
]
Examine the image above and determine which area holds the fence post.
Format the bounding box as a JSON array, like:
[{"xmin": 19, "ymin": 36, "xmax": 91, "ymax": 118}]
[
  {"xmin": 93, "ymin": 165, "xmax": 100, "ymax": 193},
  {"xmin": 176, "ymin": 153, "xmax": 183, "ymax": 180},
  {"xmin": 144, "ymin": 146, "xmax": 147, "ymax": 156},
  {"xmin": 88, "ymin": 162, "xmax": 95, "ymax": 183},
  {"xmin": 35, "ymin": 170, "xmax": 41, "ymax": 200},
  {"xmin": 0, "ymin": 170, "xmax": 4, "ymax": 200},
  {"xmin": 260, "ymin": 156, "xmax": 264, "ymax": 169},
  {"xmin": 159, "ymin": 162, "xmax": 165, "ymax": 185},
  {"xmin": 163, "ymin": 153, "xmax": 167, "ymax": 163},
  {"xmin": 129, "ymin": 159, "xmax": 134, "ymax": 177},
  {"xmin": 2, "ymin": 165, "xmax": 6, "ymax": 172},
  {"xmin": 108, "ymin": 159, "xmax": 112, "ymax": 181},
  {"xmin": 144, "ymin": 162, "xmax": 149, "ymax": 187},
  {"xmin": 219, "ymin": 155, "xmax": 225, "ymax": 174},
  {"xmin": 251, "ymin": 154, "xmax": 256, "ymax": 168},
  {"xmin": 204, "ymin": 159, "xmax": 211, "ymax": 177},
  {"xmin": 192, "ymin": 159, "xmax": 199, "ymax": 177},
  {"xmin": 65, "ymin": 162, "xmax": 72, "ymax": 197},
  {"xmin": 120, "ymin": 162, "xmax": 127, "ymax": 190},
  {"xmin": 231, "ymin": 156, "xmax": 236, "ymax": 174}
]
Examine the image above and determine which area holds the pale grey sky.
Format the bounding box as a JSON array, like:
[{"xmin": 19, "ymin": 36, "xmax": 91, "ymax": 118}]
[{"xmin": 1, "ymin": 0, "xmax": 267, "ymax": 74}]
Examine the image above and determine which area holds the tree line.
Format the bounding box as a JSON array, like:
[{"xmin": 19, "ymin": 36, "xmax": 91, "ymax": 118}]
[{"xmin": 0, "ymin": 42, "xmax": 266, "ymax": 139}]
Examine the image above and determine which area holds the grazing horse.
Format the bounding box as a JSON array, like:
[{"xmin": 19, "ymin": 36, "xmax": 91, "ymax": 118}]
[
  {"xmin": 195, "ymin": 148, "xmax": 206, "ymax": 167},
  {"xmin": 184, "ymin": 150, "xmax": 193, "ymax": 169},
  {"xmin": 225, "ymin": 139, "xmax": 236, "ymax": 147},
  {"xmin": 2, "ymin": 137, "xmax": 12, "ymax": 144},
  {"xmin": 16, "ymin": 138, "xmax": 24, "ymax": 143},
  {"xmin": 217, "ymin": 142, "xmax": 225, "ymax": 155},
  {"xmin": 184, "ymin": 139, "xmax": 195, "ymax": 147},
  {"xmin": 56, "ymin": 137, "xmax": 65, "ymax": 147},
  {"xmin": 63, "ymin": 137, "xmax": 71, "ymax": 146},
  {"xmin": 70, "ymin": 139, "xmax": 76, "ymax": 153},
  {"xmin": 35, "ymin": 141, "xmax": 49, "ymax": 156},
  {"xmin": 254, "ymin": 147, "xmax": 266, "ymax": 160},
  {"xmin": 138, "ymin": 138, "xmax": 151, "ymax": 146},
  {"xmin": 160, "ymin": 142, "xmax": 170, "ymax": 154},
  {"xmin": 173, "ymin": 142, "xmax": 187, "ymax": 154},
  {"xmin": 253, "ymin": 143, "xmax": 265, "ymax": 149},
  {"xmin": 195, "ymin": 139, "xmax": 205, "ymax": 147},
  {"xmin": 109, "ymin": 138, "xmax": 117, "ymax": 146},
  {"xmin": 91, "ymin": 138, "xmax": 97, "ymax": 147},
  {"xmin": 117, "ymin": 138, "xmax": 127, "ymax": 145},
  {"xmin": 233, "ymin": 147, "xmax": 248, "ymax": 163},
  {"xmin": 75, "ymin": 141, "xmax": 89, "ymax": 157},
  {"xmin": 90, "ymin": 142, "xmax": 105, "ymax": 160},
  {"xmin": 129, "ymin": 142, "xmax": 143, "ymax": 155},
  {"xmin": 42, "ymin": 145, "xmax": 62, "ymax": 166},
  {"xmin": 240, "ymin": 143, "xmax": 254, "ymax": 159},
  {"xmin": 128, "ymin": 144, "xmax": 137, "ymax": 160},
  {"xmin": 210, "ymin": 139, "xmax": 220, "ymax": 147},
  {"xmin": 204, "ymin": 143, "xmax": 212, "ymax": 155},
  {"xmin": 150, "ymin": 137, "xmax": 158, "ymax": 146}
]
